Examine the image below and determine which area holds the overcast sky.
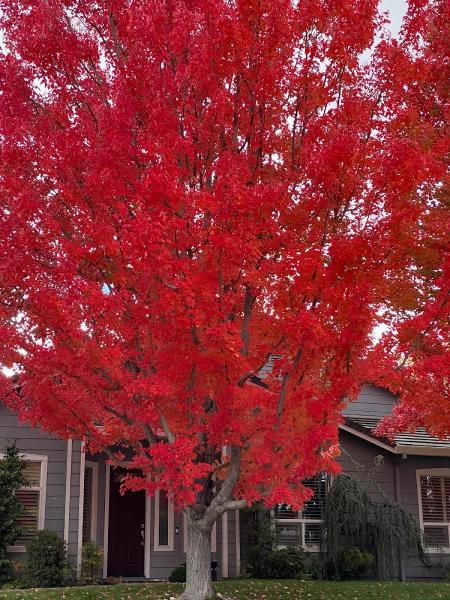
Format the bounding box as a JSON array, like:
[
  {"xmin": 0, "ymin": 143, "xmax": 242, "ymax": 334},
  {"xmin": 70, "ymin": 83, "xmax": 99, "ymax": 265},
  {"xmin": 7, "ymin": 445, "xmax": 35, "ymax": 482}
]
[{"xmin": 380, "ymin": 0, "xmax": 408, "ymax": 37}]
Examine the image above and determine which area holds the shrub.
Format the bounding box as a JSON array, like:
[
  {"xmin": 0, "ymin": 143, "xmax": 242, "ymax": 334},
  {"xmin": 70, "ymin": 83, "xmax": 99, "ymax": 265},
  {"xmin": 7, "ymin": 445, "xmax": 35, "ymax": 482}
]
[
  {"xmin": 168, "ymin": 562, "xmax": 186, "ymax": 582},
  {"xmin": 80, "ymin": 542, "xmax": 103, "ymax": 585},
  {"xmin": 336, "ymin": 546, "xmax": 375, "ymax": 580},
  {"xmin": 25, "ymin": 530, "xmax": 66, "ymax": 587},
  {"xmin": 245, "ymin": 546, "xmax": 306, "ymax": 579},
  {"xmin": 0, "ymin": 445, "xmax": 26, "ymax": 579}
]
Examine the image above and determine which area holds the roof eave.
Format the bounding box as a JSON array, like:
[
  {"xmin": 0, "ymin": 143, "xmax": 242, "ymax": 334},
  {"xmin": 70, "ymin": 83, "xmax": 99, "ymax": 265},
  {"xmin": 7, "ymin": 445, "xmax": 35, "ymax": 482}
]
[{"xmin": 339, "ymin": 424, "xmax": 450, "ymax": 457}]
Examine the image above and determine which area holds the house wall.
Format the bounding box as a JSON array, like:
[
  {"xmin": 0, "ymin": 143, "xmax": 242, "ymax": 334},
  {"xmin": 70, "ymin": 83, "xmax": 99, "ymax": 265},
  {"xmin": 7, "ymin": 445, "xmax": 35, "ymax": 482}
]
[
  {"xmin": 89, "ymin": 454, "xmax": 239, "ymax": 580},
  {"xmin": 343, "ymin": 384, "xmax": 396, "ymax": 418},
  {"xmin": 398, "ymin": 455, "xmax": 450, "ymax": 579},
  {"xmin": 336, "ymin": 432, "xmax": 450, "ymax": 579},
  {"xmin": 0, "ymin": 404, "xmax": 81, "ymax": 565}
]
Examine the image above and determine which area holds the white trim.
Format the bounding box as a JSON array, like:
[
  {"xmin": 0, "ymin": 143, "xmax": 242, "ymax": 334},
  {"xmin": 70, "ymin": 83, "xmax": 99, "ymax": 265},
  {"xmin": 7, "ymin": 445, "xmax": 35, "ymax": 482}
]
[
  {"xmin": 235, "ymin": 509, "xmax": 240, "ymax": 576},
  {"xmin": 102, "ymin": 464, "xmax": 111, "ymax": 579},
  {"xmin": 416, "ymin": 468, "xmax": 450, "ymax": 553},
  {"xmin": 144, "ymin": 492, "xmax": 151, "ymax": 578},
  {"xmin": 38, "ymin": 458, "xmax": 47, "ymax": 531},
  {"xmin": 6, "ymin": 453, "xmax": 48, "ymax": 553},
  {"xmin": 417, "ymin": 468, "xmax": 450, "ymax": 476},
  {"xmin": 221, "ymin": 511, "xmax": 229, "ymax": 578},
  {"xmin": 339, "ymin": 424, "xmax": 396, "ymax": 453},
  {"xmin": 85, "ymin": 461, "xmax": 99, "ymax": 543},
  {"xmin": 153, "ymin": 489, "xmax": 174, "ymax": 551},
  {"xmin": 396, "ymin": 445, "xmax": 450, "ymax": 457},
  {"xmin": 64, "ymin": 439, "xmax": 73, "ymax": 546},
  {"xmin": 77, "ymin": 442, "xmax": 86, "ymax": 576}
]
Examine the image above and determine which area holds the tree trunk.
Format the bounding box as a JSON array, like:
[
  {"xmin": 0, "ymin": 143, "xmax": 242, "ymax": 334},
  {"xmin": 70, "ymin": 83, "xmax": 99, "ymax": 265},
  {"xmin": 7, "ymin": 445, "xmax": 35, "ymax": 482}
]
[{"xmin": 178, "ymin": 514, "xmax": 215, "ymax": 600}]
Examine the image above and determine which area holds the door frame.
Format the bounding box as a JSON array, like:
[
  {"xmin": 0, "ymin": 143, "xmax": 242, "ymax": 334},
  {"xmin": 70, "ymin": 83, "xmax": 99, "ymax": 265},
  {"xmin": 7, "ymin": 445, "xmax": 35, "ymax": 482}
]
[{"xmin": 102, "ymin": 464, "xmax": 151, "ymax": 579}]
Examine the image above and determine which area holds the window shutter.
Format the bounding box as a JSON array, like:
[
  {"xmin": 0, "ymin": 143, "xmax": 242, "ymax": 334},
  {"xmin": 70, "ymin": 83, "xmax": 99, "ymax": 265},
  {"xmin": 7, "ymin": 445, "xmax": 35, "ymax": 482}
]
[
  {"xmin": 302, "ymin": 475, "xmax": 327, "ymax": 520},
  {"xmin": 15, "ymin": 489, "xmax": 40, "ymax": 544},
  {"xmin": 23, "ymin": 462, "xmax": 41, "ymax": 487},
  {"xmin": 420, "ymin": 476, "xmax": 445, "ymax": 522},
  {"xmin": 444, "ymin": 478, "xmax": 450, "ymax": 522},
  {"xmin": 424, "ymin": 526, "xmax": 449, "ymax": 548}
]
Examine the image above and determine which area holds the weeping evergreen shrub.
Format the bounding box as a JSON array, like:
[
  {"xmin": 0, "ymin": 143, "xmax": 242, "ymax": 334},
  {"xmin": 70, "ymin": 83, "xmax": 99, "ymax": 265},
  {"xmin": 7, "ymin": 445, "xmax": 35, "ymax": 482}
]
[
  {"xmin": 0, "ymin": 444, "xmax": 26, "ymax": 579},
  {"xmin": 320, "ymin": 474, "xmax": 426, "ymax": 580}
]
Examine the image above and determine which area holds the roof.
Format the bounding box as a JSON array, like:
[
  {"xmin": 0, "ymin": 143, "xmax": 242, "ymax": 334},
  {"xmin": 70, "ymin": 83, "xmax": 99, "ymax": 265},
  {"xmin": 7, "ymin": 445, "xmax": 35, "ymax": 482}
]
[
  {"xmin": 254, "ymin": 356, "xmax": 450, "ymax": 456},
  {"xmin": 343, "ymin": 415, "xmax": 450, "ymax": 456}
]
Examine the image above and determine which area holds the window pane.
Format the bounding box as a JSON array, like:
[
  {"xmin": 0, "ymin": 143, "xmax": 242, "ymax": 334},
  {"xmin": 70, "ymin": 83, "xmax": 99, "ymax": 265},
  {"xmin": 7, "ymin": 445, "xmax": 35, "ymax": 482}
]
[
  {"xmin": 304, "ymin": 522, "xmax": 322, "ymax": 546},
  {"xmin": 420, "ymin": 476, "xmax": 445, "ymax": 523},
  {"xmin": 424, "ymin": 525, "xmax": 449, "ymax": 548},
  {"xmin": 23, "ymin": 462, "xmax": 41, "ymax": 487},
  {"xmin": 445, "ymin": 478, "xmax": 450, "ymax": 522},
  {"xmin": 158, "ymin": 491, "xmax": 169, "ymax": 546},
  {"xmin": 302, "ymin": 475, "xmax": 327, "ymax": 520},
  {"xmin": 83, "ymin": 467, "xmax": 93, "ymax": 543},
  {"xmin": 274, "ymin": 504, "xmax": 299, "ymax": 519},
  {"xmin": 275, "ymin": 523, "xmax": 301, "ymax": 547},
  {"xmin": 15, "ymin": 489, "xmax": 40, "ymax": 544}
]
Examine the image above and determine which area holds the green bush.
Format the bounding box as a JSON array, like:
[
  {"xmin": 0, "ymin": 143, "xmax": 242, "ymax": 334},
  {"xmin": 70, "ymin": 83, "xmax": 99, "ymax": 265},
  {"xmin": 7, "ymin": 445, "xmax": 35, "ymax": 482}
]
[
  {"xmin": 24, "ymin": 530, "xmax": 67, "ymax": 587},
  {"xmin": 245, "ymin": 546, "xmax": 306, "ymax": 579},
  {"xmin": 337, "ymin": 546, "xmax": 375, "ymax": 580},
  {"xmin": 80, "ymin": 542, "xmax": 103, "ymax": 585},
  {"xmin": 168, "ymin": 562, "xmax": 186, "ymax": 582},
  {"xmin": 0, "ymin": 445, "xmax": 26, "ymax": 579}
]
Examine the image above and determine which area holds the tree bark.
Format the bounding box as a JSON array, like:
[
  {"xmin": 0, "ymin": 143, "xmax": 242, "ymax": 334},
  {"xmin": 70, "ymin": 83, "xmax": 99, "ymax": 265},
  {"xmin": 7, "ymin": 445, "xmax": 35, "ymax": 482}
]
[{"xmin": 178, "ymin": 513, "xmax": 215, "ymax": 600}]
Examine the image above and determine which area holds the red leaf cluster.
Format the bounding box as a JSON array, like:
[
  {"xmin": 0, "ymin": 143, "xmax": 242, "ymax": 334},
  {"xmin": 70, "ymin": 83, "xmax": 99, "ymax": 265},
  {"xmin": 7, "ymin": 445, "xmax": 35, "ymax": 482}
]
[{"xmin": 0, "ymin": 0, "xmax": 448, "ymax": 509}]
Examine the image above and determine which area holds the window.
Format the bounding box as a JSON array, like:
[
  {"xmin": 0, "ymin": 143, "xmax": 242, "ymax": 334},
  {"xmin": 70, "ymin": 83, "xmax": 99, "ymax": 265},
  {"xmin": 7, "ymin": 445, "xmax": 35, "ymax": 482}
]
[
  {"xmin": 9, "ymin": 455, "xmax": 47, "ymax": 551},
  {"xmin": 418, "ymin": 470, "xmax": 450, "ymax": 549},
  {"xmin": 154, "ymin": 489, "xmax": 174, "ymax": 551},
  {"xmin": 82, "ymin": 462, "xmax": 98, "ymax": 543},
  {"xmin": 273, "ymin": 475, "xmax": 328, "ymax": 551}
]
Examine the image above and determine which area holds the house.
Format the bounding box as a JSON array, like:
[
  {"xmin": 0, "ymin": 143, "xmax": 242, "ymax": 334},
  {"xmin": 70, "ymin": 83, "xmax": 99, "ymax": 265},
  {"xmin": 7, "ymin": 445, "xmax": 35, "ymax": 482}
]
[{"xmin": 2, "ymin": 384, "xmax": 450, "ymax": 581}]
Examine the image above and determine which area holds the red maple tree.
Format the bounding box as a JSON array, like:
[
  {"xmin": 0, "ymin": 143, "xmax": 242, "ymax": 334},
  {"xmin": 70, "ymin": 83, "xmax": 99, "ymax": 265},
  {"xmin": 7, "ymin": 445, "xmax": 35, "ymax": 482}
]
[{"xmin": 0, "ymin": 1, "xmax": 448, "ymax": 597}]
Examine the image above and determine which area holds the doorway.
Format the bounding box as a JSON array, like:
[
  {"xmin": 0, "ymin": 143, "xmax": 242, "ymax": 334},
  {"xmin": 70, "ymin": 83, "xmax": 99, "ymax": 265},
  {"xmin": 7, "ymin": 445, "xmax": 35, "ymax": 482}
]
[{"xmin": 107, "ymin": 470, "xmax": 146, "ymax": 577}]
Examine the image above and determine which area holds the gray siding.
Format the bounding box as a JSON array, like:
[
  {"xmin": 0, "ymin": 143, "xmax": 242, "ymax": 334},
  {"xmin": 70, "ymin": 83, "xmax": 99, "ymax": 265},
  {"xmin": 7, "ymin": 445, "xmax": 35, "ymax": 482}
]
[
  {"xmin": 397, "ymin": 455, "xmax": 450, "ymax": 579},
  {"xmin": 338, "ymin": 430, "xmax": 397, "ymax": 503},
  {"xmin": 0, "ymin": 404, "xmax": 81, "ymax": 565},
  {"xmin": 339, "ymin": 432, "xmax": 450, "ymax": 579},
  {"xmin": 343, "ymin": 384, "xmax": 396, "ymax": 419}
]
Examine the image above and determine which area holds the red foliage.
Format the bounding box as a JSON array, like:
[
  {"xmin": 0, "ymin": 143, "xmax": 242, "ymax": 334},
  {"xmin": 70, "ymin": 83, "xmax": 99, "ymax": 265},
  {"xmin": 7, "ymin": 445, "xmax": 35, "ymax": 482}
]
[{"xmin": 0, "ymin": 0, "xmax": 448, "ymax": 509}]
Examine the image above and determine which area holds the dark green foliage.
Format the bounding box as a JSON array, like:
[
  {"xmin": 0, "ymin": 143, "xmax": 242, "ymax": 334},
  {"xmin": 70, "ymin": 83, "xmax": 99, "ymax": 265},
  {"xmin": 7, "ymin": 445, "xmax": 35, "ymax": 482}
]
[
  {"xmin": 0, "ymin": 444, "xmax": 26, "ymax": 578},
  {"xmin": 337, "ymin": 546, "xmax": 375, "ymax": 580},
  {"xmin": 245, "ymin": 546, "xmax": 306, "ymax": 579},
  {"xmin": 168, "ymin": 562, "xmax": 186, "ymax": 582},
  {"xmin": 241, "ymin": 504, "xmax": 274, "ymax": 551},
  {"xmin": 321, "ymin": 474, "xmax": 426, "ymax": 580},
  {"xmin": 81, "ymin": 542, "xmax": 103, "ymax": 585},
  {"xmin": 24, "ymin": 530, "xmax": 66, "ymax": 587}
]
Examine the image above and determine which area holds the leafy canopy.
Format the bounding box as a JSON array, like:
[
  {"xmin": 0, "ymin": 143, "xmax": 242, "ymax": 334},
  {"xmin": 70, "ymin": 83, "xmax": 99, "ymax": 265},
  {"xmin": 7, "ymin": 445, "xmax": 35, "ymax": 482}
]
[{"xmin": 0, "ymin": 0, "xmax": 448, "ymax": 509}]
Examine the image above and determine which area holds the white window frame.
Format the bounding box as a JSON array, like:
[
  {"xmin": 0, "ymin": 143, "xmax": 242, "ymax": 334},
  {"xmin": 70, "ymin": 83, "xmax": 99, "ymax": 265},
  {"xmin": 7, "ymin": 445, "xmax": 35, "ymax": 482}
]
[
  {"xmin": 153, "ymin": 489, "xmax": 174, "ymax": 551},
  {"xmin": 416, "ymin": 468, "xmax": 450, "ymax": 554},
  {"xmin": 3, "ymin": 453, "xmax": 48, "ymax": 553},
  {"xmin": 273, "ymin": 476, "xmax": 329, "ymax": 553},
  {"xmin": 273, "ymin": 509, "xmax": 323, "ymax": 552}
]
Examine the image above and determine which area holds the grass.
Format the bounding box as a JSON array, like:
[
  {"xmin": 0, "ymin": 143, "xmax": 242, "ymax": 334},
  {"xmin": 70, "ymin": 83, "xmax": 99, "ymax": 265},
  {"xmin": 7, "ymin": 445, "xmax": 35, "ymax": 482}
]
[{"xmin": 1, "ymin": 580, "xmax": 450, "ymax": 600}]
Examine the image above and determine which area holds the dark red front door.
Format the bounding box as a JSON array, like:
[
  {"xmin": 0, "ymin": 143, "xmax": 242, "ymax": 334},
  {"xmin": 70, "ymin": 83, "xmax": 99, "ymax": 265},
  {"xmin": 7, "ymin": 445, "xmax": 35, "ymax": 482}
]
[{"xmin": 107, "ymin": 470, "xmax": 145, "ymax": 577}]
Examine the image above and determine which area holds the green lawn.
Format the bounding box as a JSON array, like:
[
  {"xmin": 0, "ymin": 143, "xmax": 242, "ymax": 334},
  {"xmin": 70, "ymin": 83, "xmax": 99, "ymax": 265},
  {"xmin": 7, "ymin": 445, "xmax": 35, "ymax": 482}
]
[{"xmin": 1, "ymin": 580, "xmax": 450, "ymax": 600}]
